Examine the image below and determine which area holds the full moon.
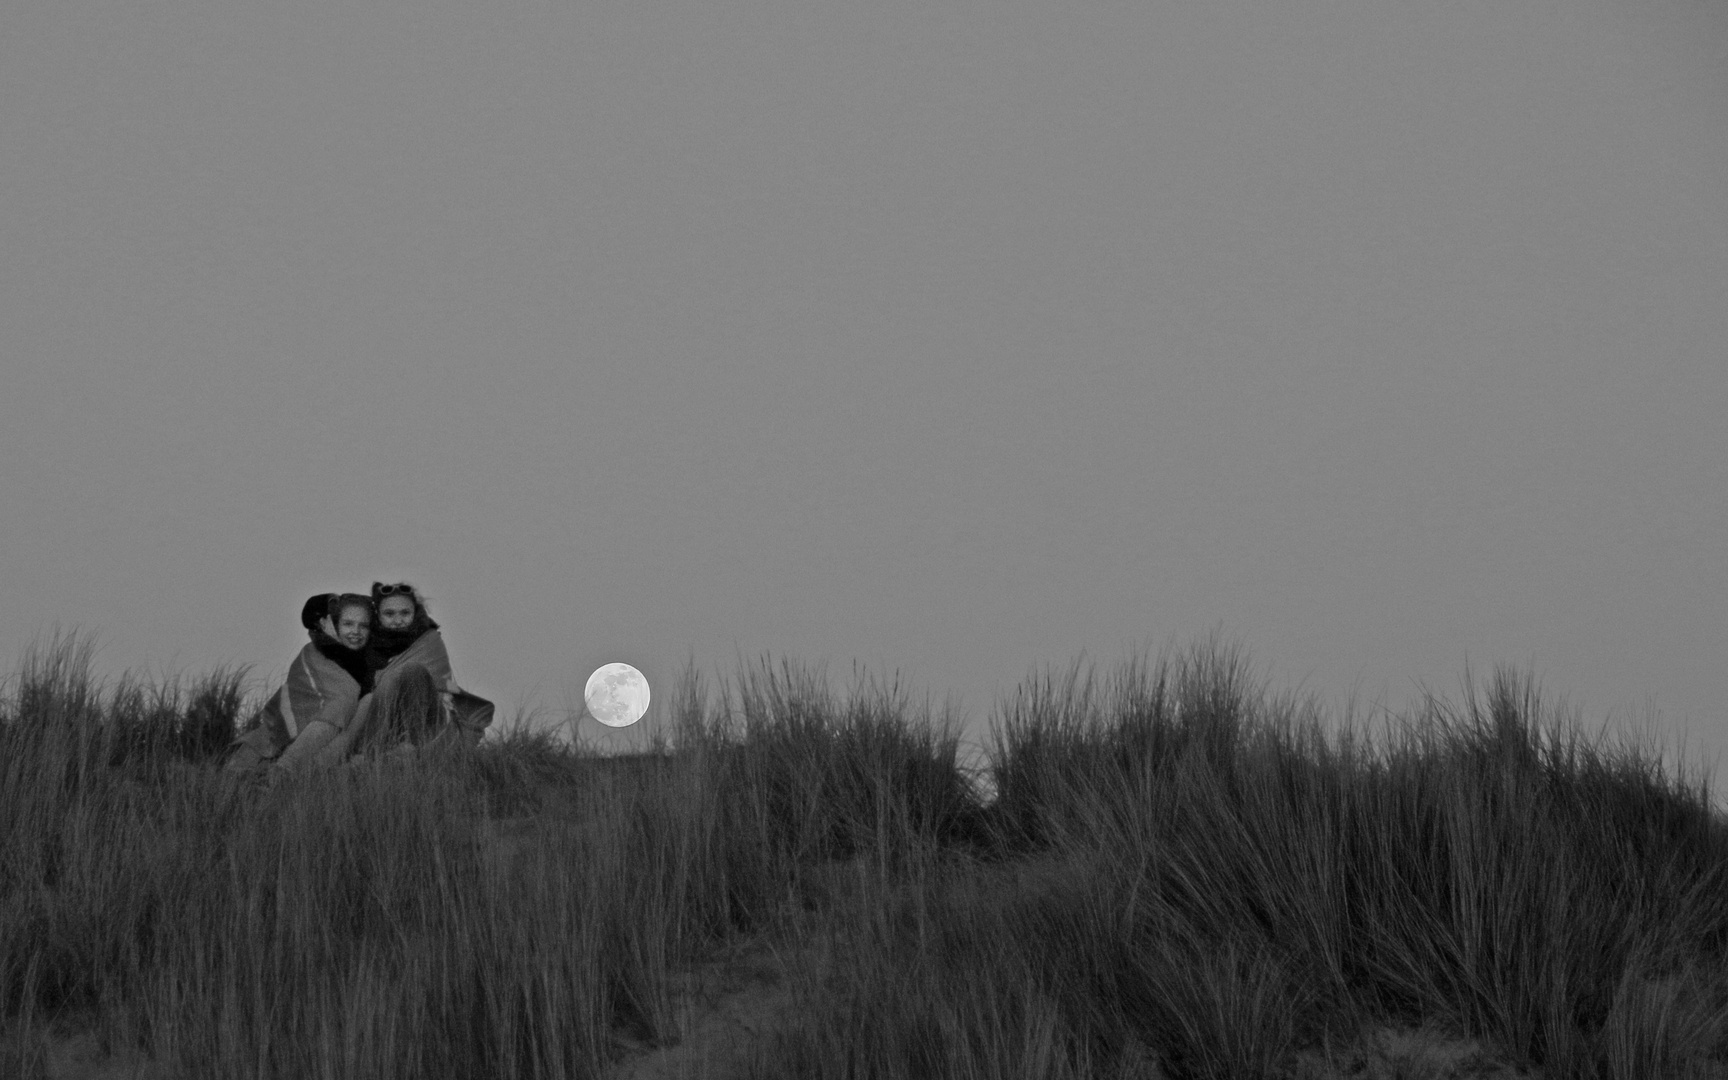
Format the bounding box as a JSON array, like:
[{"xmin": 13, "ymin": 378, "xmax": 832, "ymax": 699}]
[{"xmin": 584, "ymin": 663, "xmax": 650, "ymax": 728}]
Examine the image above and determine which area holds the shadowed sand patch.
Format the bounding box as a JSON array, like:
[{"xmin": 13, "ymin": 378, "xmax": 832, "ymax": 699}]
[
  {"xmin": 1287, "ymin": 1025, "xmax": 1541, "ymax": 1079},
  {"xmin": 606, "ymin": 935, "xmax": 829, "ymax": 1080},
  {"xmin": 1, "ymin": 1019, "xmax": 163, "ymax": 1080}
]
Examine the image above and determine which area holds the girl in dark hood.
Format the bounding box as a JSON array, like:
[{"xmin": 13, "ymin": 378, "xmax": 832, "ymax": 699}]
[
  {"xmin": 304, "ymin": 593, "xmax": 377, "ymax": 694},
  {"xmin": 224, "ymin": 593, "xmax": 376, "ymax": 774}
]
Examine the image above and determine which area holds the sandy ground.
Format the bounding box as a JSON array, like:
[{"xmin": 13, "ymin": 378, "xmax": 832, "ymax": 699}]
[
  {"xmin": 598, "ymin": 936, "xmax": 1550, "ymax": 1080},
  {"xmin": 606, "ymin": 936, "xmax": 820, "ymax": 1080},
  {"xmin": 0, "ymin": 834, "xmax": 1623, "ymax": 1080},
  {"xmin": 3, "ymin": 951, "xmax": 1569, "ymax": 1080}
]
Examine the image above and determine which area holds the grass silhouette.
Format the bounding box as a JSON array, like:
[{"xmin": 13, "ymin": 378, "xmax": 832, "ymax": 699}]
[{"xmin": 3, "ymin": 632, "xmax": 1725, "ymax": 1078}]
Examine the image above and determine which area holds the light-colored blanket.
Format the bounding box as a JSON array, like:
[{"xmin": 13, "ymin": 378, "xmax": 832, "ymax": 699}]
[
  {"xmin": 368, "ymin": 629, "xmax": 494, "ymax": 746},
  {"xmin": 232, "ymin": 641, "xmax": 365, "ymax": 761}
]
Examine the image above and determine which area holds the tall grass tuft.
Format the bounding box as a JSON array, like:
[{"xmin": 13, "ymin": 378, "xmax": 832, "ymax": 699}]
[
  {"xmin": 0, "ymin": 638, "xmax": 990, "ymax": 1077},
  {"xmin": 753, "ymin": 643, "xmax": 1728, "ymax": 1079}
]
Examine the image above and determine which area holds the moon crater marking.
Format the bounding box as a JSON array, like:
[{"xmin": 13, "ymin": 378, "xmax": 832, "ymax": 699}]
[{"xmin": 585, "ymin": 663, "xmax": 650, "ymax": 728}]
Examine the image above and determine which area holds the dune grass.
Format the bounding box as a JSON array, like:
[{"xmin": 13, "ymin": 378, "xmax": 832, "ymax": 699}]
[{"xmin": 2, "ymin": 632, "xmax": 1726, "ymax": 1078}]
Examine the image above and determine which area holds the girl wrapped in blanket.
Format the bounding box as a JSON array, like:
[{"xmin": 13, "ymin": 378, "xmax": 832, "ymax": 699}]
[{"xmin": 224, "ymin": 593, "xmax": 375, "ymax": 772}]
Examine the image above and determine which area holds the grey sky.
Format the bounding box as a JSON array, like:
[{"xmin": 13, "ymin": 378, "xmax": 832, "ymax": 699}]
[{"xmin": 4, "ymin": 2, "xmax": 1724, "ymax": 789}]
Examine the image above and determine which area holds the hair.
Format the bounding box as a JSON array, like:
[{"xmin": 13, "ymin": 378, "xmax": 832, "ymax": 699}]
[
  {"xmin": 330, "ymin": 593, "xmax": 374, "ymax": 624},
  {"xmin": 372, "ymin": 582, "xmax": 431, "ymax": 620}
]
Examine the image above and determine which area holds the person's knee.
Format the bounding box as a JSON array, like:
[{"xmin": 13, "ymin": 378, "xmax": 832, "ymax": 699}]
[
  {"xmin": 223, "ymin": 742, "xmax": 265, "ymax": 773},
  {"xmin": 376, "ymin": 665, "xmax": 442, "ymax": 744}
]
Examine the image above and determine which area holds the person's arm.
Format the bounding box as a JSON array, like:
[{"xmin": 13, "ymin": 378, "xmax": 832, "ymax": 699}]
[{"xmin": 270, "ymin": 678, "xmax": 362, "ymax": 775}]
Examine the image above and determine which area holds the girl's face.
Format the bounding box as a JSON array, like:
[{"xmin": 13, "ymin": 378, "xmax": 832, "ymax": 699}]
[
  {"xmin": 335, "ymin": 606, "xmax": 372, "ymax": 650},
  {"xmin": 378, "ymin": 594, "xmax": 416, "ymax": 631}
]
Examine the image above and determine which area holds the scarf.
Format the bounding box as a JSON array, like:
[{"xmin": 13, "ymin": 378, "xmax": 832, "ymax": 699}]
[
  {"xmin": 367, "ymin": 612, "xmax": 440, "ymax": 666},
  {"xmin": 311, "ymin": 626, "xmax": 375, "ymax": 695}
]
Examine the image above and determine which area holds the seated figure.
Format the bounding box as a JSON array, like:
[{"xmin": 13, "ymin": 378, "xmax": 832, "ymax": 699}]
[{"xmin": 225, "ymin": 593, "xmax": 375, "ymax": 773}]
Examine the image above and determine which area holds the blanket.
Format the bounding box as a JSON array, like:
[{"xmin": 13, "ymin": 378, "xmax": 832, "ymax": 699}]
[
  {"xmin": 368, "ymin": 628, "xmax": 494, "ymax": 746},
  {"xmin": 231, "ymin": 640, "xmax": 366, "ymax": 761}
]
